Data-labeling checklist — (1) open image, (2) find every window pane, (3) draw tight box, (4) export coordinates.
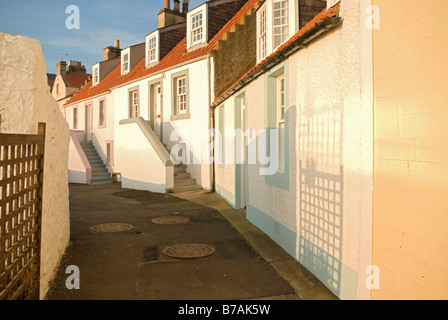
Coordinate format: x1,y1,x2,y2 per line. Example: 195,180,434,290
258,8,267,60
273,0,289,49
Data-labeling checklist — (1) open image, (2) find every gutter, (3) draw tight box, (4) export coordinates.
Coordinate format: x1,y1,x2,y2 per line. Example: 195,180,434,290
210,16,343,108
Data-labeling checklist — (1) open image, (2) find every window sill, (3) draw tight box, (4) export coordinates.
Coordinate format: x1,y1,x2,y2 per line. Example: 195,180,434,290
146,61,159,69
186,42,208,53
170,113,190,121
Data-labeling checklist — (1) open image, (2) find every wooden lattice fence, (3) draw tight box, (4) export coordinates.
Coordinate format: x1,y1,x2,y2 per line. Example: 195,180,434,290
0,121,45,300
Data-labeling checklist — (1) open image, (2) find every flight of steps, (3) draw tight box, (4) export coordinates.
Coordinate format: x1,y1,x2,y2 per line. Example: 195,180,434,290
163,143,202,193
80,141,112,184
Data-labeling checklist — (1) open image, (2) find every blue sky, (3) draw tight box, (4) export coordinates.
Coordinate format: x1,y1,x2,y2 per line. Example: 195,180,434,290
0,0,205,74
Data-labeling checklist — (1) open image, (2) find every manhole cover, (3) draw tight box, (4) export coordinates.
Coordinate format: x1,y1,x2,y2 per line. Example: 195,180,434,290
151,216,190,225
90,223,134,233
163,243,215,259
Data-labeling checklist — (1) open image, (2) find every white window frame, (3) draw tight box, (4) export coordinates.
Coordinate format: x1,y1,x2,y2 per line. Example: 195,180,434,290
277,75,285,124
191,12,203,45
92,65,99,86
176,77,187,115
187,4,208,50
272,0,289,50
122,49,130,75
146,31,159,66
171,70,190,121
73,106,78,129
98,99,106,128
257,3,267,62
277,74,286,173
256,0,298,63
129,88,139,118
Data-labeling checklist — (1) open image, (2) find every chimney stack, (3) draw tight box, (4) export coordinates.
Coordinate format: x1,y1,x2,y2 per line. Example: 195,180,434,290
158,0,186,28
104,40,121,61
182,0,188,13
174,0,180,12
67,60,87,73
57,61,67,76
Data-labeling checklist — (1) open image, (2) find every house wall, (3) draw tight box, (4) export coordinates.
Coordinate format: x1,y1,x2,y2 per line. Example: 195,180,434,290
372,0,448,299
113,57,212,190
242,0,373,300
215,99,237,207
0,33,70,299
212,7,257,100
64,93,114,182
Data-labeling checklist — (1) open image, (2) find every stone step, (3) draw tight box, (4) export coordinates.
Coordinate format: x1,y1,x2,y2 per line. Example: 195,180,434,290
174,172,191,179
90,178,113,185
174,178,197,187
92,173,112,180
89,159,105,165
169,184,203,193
80,141,113,185
174,165,187,174
91,167,109,174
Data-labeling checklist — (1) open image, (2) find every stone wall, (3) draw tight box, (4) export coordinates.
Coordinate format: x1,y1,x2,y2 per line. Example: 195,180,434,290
0,33,70,299
211,8,257,99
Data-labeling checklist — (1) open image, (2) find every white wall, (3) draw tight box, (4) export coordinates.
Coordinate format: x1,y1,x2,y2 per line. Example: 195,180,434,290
64,93,115,174
0,33,70,299
68,130,91,184
113,57,212,190
115,119,174,193
243,0,373,300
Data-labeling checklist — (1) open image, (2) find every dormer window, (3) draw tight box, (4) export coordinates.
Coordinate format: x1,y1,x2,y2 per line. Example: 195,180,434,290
145,31,159,66
256,0,298,63
122,51,130,74
92,65,99,86
187,4,208,50
273,0,289,49
191,12,203,44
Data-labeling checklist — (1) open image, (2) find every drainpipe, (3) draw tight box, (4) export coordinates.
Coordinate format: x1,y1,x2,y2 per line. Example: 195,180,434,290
207,54,216,192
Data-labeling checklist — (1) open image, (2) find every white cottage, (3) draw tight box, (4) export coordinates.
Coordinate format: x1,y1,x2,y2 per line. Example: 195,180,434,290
212,0,375,300
64,0,247,192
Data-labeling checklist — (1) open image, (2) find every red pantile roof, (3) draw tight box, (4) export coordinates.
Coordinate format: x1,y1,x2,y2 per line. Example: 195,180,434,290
213,2,341,106
65,72,91,88
65,0,261,106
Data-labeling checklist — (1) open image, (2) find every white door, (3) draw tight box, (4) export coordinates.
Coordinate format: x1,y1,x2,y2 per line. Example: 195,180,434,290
85,104,92,141
241,97,247,209
154,84,162,139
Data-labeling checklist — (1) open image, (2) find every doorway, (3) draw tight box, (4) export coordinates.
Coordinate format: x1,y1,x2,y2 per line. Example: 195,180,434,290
85,104,92,141
149,82,162,140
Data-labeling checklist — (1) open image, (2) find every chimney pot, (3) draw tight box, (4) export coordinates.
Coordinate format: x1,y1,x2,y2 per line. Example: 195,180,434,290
182,0,188,13
164,0,170,9
174,0,180,12
114,40,120,48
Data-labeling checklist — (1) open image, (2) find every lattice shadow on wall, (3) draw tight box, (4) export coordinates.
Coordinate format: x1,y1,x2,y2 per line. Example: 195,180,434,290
299,159,343,297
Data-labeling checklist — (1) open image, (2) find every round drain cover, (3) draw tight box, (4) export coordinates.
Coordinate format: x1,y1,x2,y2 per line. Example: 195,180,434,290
151,216,190,225
163,243,215,259
90,223,134,233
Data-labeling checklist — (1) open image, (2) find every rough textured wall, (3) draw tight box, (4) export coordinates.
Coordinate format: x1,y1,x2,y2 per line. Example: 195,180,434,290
208,0,247,42
0,33,70,299
160,23,186,59
372,0,448,299
212,9,257,99
298,0,328,29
